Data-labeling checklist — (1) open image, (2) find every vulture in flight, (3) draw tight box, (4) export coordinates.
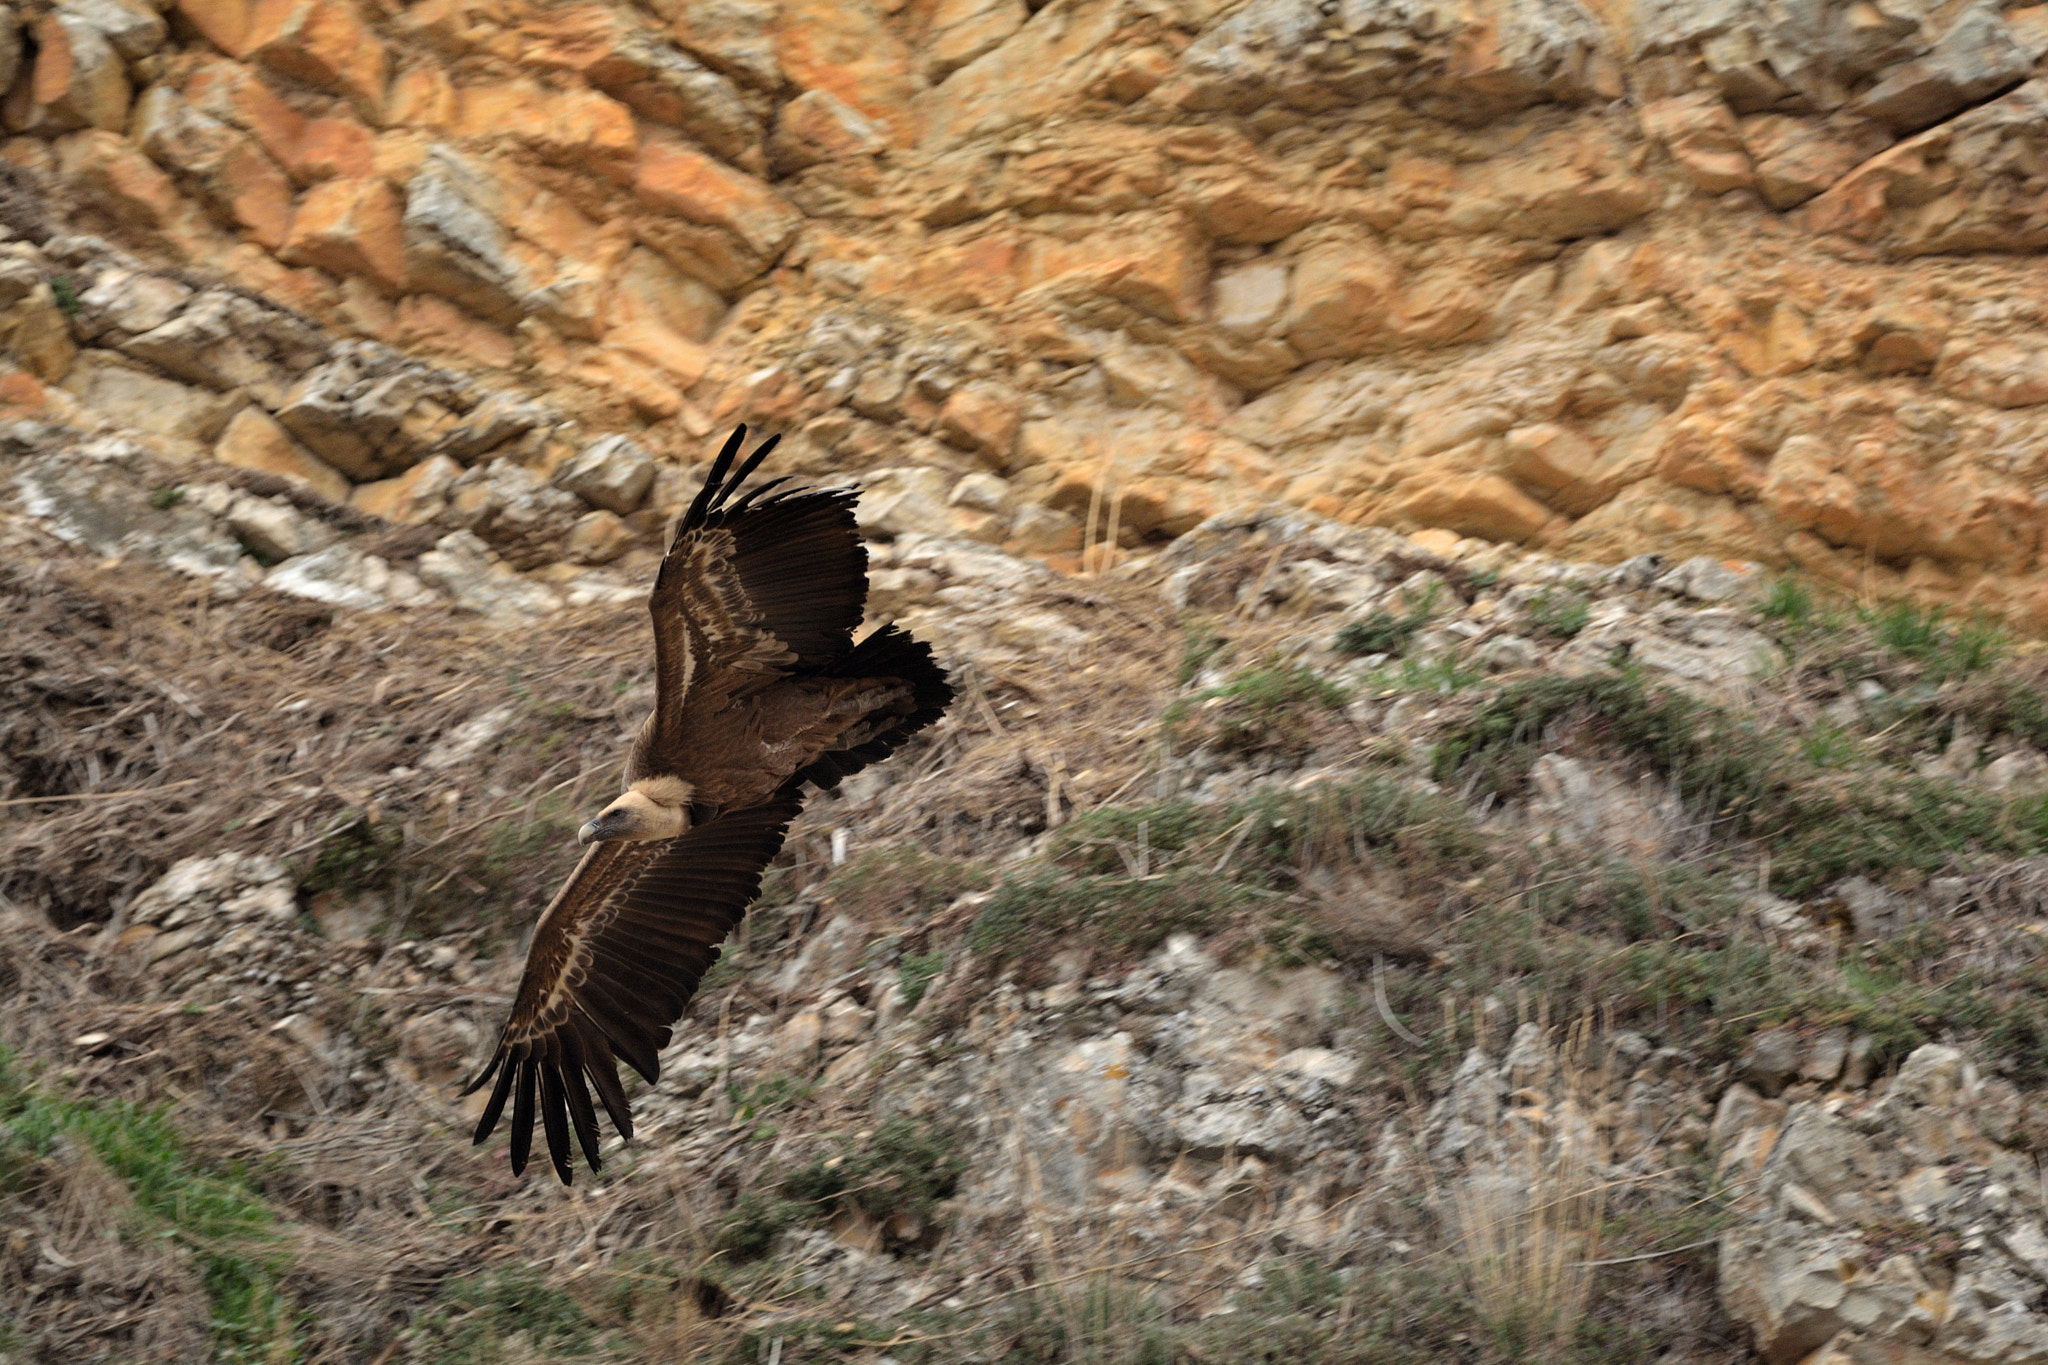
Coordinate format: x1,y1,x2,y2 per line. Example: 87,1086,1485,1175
464,425,953,1183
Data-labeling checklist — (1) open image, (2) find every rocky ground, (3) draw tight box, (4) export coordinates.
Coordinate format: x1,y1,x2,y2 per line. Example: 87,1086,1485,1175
15,382,2048,1361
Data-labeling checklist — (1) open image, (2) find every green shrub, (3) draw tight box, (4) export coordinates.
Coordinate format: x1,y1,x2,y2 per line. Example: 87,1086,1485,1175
1527,589,1591,640
1761,576,1813,628
1334,584,1440,658
1166,665,1350,754
897,951,944,1009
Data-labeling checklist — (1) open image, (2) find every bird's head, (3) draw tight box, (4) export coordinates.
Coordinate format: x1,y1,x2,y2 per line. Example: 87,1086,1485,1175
578,786,690,845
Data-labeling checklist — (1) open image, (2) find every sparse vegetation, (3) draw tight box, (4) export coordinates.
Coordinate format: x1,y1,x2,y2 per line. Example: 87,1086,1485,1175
1166,663,1351,754
49,274,80,318
1526,588,1592,640
1334,583,1440,658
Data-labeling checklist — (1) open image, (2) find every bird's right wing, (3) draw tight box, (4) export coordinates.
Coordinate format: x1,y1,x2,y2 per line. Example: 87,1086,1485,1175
464,788,805,1183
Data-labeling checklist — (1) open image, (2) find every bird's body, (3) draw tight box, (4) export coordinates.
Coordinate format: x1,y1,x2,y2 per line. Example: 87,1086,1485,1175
465,426,952,1183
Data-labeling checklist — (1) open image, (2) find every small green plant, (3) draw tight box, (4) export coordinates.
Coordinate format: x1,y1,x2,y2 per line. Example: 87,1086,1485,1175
1177,621,1229,686
1527,588,1591,640
1392,653,1486,694
897,950,944,1009
148,485,186,510
1761,576,1813,628
295,810,403,898
813,847,991,923
49,275,80,318
1801,722,1859,768
1166,664,1351,754
1866,601,2005,681
403,1266,617,1362
1335,583,1441,658
0,1049,299,1361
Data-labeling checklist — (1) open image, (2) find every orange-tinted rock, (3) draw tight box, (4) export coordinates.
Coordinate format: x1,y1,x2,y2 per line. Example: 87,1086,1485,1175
671,0,781,91
455,82,638,180
603,320,709,387
184,60,300,157
21,13,131,134
1743,114,1891,210
176,0,256,54
1503,423,1603,513
1762,432,2037,568
523,5,761,168
348,452,461,521
1285,233,1396,359
602,245,725,341
215,406,353,501
394,294,516,369
565,508,634,563
1935,340,2048,408
292,118,375,182
132,86,294,248
386,66,459,128
633,139,800,288
773,0,919,145
247,0,388,121
1853,305,1948,376
923,0,1024,81
1392,473,1558,544
1181,171,1316,246
55,129,182,231
577,349,683,419
1028,215,1206,323
279,175,407,292
1103,46,1175,103
0,370,50,416
1656,415,1765,499
1640,91,1753,194
938,384,1020,462
771,88,885,171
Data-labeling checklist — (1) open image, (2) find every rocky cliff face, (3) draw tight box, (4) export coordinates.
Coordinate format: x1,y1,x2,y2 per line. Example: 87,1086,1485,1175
6,0,2048,620
16,1,2048,1361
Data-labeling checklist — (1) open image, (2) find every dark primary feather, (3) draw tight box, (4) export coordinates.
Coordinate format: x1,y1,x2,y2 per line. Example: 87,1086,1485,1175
664,427,869,663
467,792,804,1182
792,625,954,791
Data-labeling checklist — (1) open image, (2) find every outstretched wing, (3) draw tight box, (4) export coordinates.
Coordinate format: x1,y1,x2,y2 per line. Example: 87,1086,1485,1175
645,426,868,749
464,789,805,1183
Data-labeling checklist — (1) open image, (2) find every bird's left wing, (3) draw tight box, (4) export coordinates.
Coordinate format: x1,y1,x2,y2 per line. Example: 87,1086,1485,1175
464,788,805,1182
643,426,868,746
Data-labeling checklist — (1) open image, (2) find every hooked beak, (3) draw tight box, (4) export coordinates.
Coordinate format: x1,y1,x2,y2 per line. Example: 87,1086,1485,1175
578,812,625,846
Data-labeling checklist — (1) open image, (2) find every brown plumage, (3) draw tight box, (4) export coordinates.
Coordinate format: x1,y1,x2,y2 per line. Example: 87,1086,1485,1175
464,426,953,1183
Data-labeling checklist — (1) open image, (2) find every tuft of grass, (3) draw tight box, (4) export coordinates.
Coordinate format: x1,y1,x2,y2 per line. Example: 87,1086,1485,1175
1527,588,1591,640
0,1049,300,1362
1866,601,2006,682
1166,664,1351,755
812,846,991,923
1176,621,1229,686
974,776,1485,967
295,810,404,900
1451,1120,1606,1361
49,275,81,318
1760,576,1813,629
896,950,944,1009
1334,583,1440,658
716,1116,965,1261
148,485,186,510
402,1265,619,1362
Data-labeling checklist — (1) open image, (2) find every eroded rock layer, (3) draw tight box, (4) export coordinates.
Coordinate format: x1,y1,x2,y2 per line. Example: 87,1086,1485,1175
4,0,2048,617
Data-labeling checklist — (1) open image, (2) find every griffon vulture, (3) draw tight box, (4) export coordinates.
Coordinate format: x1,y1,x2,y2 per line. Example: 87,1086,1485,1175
465,425,953,1182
